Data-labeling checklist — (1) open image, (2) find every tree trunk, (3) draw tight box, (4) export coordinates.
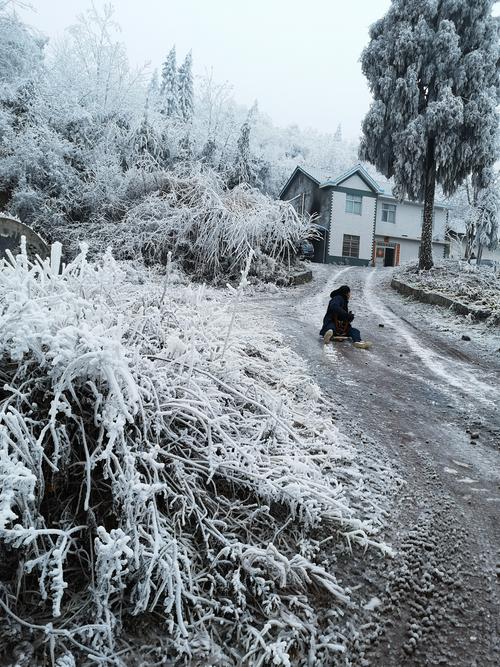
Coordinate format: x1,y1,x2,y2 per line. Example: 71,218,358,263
465,225,475,262
476,242,483,265
419,138,436,270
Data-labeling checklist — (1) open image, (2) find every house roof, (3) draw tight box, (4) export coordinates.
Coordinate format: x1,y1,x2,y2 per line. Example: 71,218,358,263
279,165,333,197
319,163,385,194
378,191,449,210
280,163,451,209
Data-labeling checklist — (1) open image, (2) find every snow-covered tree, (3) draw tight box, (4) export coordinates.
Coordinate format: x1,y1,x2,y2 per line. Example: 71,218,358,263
360,0,500,270
160,46,178,117
51,4,144,116
230,107,253,187
178,50,194,122
474,173,499,263
334,123,342,142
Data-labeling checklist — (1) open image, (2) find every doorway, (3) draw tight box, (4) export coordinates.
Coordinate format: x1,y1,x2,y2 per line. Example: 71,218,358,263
384,247,395,267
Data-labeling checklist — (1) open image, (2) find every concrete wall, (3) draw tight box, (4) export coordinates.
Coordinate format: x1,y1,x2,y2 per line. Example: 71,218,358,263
280,169,331,263
0,216,49,261
281,170,331,232
376,197,447,242
381,237,447,263
339,173,373,192
329,189,376,262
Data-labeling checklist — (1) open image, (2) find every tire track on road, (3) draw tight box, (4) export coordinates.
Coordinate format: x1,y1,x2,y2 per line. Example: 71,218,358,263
363,268,498,406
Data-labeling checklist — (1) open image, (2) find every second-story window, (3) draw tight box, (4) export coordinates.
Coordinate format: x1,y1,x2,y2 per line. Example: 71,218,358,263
381,202,396,223
345,193,362,215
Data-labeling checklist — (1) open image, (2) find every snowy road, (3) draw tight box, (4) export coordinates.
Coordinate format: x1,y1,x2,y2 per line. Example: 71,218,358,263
249,264,500,666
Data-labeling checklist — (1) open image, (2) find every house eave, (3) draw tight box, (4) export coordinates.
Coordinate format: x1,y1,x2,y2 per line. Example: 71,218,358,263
379,193,449,210
319,163,384,194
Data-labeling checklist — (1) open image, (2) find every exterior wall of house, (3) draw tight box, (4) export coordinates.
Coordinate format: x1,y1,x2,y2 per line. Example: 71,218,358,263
374,236,447,264
328,188,376,264
384,237,447,264
281,170,331,231
281,170,331,263
376,197,447,242
337,173,374,191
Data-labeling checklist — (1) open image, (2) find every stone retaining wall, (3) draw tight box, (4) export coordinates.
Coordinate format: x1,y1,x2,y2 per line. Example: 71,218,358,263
289,270,313,286
391,278,492,320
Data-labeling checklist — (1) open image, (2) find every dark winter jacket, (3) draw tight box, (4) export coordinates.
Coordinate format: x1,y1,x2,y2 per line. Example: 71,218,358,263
320,294,350,336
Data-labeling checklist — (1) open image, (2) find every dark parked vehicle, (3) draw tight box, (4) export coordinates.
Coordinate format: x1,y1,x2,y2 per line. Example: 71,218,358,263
298,240,314,260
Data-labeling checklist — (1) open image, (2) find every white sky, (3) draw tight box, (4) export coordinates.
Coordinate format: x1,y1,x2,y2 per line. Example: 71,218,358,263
19,0,392,139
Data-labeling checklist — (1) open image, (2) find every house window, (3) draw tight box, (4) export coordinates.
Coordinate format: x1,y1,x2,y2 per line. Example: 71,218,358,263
381,202,396,223
345,193,362,215
342,234,360,258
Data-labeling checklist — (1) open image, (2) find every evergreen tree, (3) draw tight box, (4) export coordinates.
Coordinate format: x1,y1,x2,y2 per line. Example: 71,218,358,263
178,50,194,123
160,46,178,117
132,105,160,163
200,137,217,167
231,115,252,187
147,69,160,108
359,0,500,269
334,123,342,142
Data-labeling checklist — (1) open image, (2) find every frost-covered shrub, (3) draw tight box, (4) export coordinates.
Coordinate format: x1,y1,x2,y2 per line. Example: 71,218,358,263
0,243,393,665
395,259,500,322
59,167,313,282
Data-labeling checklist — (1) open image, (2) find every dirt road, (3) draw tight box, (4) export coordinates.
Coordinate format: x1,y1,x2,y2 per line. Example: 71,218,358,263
251,265,500,666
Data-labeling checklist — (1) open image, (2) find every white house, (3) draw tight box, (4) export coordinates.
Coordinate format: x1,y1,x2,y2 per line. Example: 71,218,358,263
280,164,450,266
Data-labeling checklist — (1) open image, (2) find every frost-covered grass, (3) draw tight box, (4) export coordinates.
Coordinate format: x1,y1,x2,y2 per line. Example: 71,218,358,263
54,167,312,284
0,244,393,666
396,260,500,323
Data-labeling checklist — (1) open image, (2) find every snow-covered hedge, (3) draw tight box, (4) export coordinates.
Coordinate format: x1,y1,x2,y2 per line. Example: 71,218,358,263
52,167,312,283
0,243,392,665
395,260,500,324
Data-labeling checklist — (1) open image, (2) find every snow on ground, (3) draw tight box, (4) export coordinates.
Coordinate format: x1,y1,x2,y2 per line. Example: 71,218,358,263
392,264,500,365
0,246,396,666
395,260,500,322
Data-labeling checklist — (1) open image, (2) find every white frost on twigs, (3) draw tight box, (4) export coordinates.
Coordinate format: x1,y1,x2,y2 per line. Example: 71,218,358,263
0,245,393,664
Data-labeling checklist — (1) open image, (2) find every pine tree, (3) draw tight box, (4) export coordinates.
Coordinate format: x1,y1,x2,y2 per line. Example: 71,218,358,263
231,116,252,187
200,137,217,167
334,123,342,142
132,104,161,164
147,69,160,108
178,51,194,123
359,0,500,269
160,46,178,117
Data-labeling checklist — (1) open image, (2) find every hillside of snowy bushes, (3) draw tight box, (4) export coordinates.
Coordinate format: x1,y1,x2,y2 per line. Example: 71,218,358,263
0,244,395,665
0,5,357,280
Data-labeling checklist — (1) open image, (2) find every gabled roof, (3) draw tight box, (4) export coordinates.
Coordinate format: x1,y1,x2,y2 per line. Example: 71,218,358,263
319,163,384,194
279,163,450,208
279,165,333,198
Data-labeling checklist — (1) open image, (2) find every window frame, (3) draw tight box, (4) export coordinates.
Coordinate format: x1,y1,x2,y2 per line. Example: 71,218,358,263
342,234,360,258
381,202,397,224
345,193,363,215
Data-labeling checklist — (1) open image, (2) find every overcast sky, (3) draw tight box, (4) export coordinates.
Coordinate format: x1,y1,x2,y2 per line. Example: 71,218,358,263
19,0,393,139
